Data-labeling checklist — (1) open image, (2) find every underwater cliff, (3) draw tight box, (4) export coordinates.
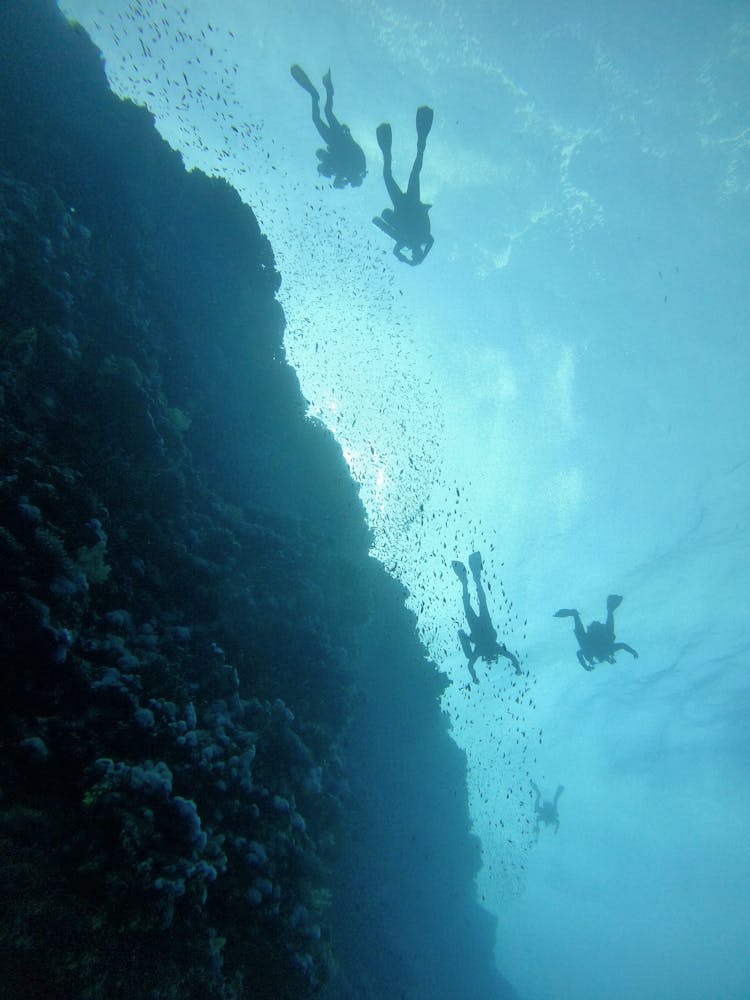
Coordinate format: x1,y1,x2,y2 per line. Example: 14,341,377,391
0,2,515,997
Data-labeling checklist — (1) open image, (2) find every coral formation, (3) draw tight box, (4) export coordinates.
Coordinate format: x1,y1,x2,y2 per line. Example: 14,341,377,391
0,2,515,998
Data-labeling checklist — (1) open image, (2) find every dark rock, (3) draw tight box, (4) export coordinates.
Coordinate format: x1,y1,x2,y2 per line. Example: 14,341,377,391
0,3,515,999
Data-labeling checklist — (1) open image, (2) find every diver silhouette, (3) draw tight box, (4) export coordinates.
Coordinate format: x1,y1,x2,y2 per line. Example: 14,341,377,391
290,64,366,188
452,551,521,683
530,781,564,838
373,105,434,266
554,594,638,670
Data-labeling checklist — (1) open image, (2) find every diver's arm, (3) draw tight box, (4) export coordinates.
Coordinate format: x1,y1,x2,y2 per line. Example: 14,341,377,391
402,236,434,267
500,644,522,675
394,243,421,265
612,642,638,659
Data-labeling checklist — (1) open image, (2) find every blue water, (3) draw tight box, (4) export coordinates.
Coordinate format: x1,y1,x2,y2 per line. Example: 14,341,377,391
59,1,750,997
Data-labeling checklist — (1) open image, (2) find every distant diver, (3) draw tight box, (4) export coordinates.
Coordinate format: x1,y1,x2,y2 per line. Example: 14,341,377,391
554,594,638,671
373,105,434,266
290,64,366,188
451,551,521,683
530,781,564,838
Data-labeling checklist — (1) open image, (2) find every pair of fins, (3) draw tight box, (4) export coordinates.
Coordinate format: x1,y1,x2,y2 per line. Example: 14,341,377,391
291,65,434,151
451,551,483,582
554,595,622,618
291,63,326,98
376,106,433,155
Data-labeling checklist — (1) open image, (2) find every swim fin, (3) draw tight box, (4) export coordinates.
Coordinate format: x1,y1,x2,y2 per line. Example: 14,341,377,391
416,105,434,143
376,122,392,156
553,608,576,617
607,594,623,611
451,560,467,582
372,215,397,240
290,64,319,99
468,551,483,577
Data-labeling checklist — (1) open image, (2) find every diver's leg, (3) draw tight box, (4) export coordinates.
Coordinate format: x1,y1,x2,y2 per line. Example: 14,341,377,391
462,588,480,634
453,561,479,631
322,69,341,130
376,123,403,206
311,103,330,143
291,64,329,138
406,106,433,200
406,146,425,201
305,74,330,142
577,649,594,670
605,594,622,641
571,611,586,647
556,608,586,647
470,553,489,618
474,578,490,622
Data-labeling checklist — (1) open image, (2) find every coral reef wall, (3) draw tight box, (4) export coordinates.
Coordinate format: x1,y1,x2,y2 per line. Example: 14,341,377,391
0,2,515,998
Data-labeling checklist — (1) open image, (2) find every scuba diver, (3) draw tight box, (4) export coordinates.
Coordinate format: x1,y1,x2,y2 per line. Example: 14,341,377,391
372,105,434,266
554,594,639,671
290,64,367,188
530,781,564,838
451,551,521,683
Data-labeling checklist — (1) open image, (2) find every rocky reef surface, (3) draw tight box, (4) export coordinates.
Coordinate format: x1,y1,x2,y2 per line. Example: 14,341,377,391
0,3,514,998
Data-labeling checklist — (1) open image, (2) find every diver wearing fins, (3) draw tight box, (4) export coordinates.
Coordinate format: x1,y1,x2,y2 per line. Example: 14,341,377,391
452,551,521,683
530,781,564,838
554,594,638,670
290,64,366,188
373,105,435,266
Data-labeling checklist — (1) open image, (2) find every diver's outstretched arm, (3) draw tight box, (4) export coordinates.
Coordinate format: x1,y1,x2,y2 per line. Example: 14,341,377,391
419,235,434,262
553,785,564,806
467,652,480,685
396,239,432,267
394,244,414,264
500,644,522,675
612,642,638,659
